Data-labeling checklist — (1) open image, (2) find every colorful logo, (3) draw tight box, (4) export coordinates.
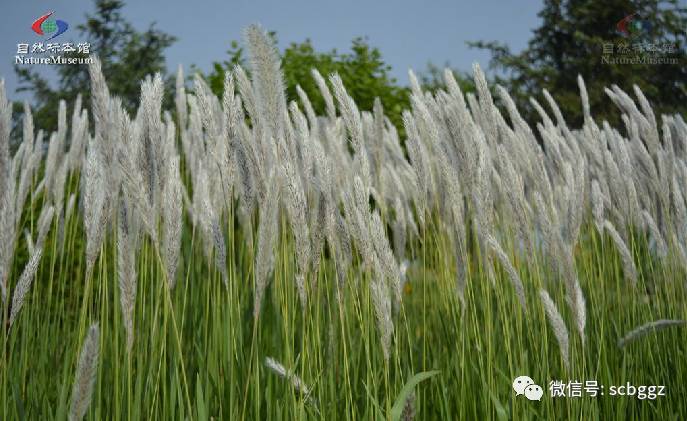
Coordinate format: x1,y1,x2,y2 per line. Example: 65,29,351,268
616,13,652,39
31,12,69,41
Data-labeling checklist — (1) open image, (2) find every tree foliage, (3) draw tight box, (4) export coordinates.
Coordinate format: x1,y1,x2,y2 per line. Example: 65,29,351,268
471,0,687,127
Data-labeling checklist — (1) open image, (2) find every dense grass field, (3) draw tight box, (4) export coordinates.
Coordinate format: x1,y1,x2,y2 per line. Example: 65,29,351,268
1,25,686,420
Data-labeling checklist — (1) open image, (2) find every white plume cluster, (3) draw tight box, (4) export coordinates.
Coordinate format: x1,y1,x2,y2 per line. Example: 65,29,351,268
1,23,686,364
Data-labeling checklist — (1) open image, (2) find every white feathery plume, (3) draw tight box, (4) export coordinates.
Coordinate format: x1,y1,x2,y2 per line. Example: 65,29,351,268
591,179,604,234
35,205,55,250
393,197,407,261
175,64,188,129
539,289,570,370
0,79,10,202
567,273,586,346
309,193,327,283
69,323,100,421
0,79,10,301
67,100,89,172
8,203,53,328
296,84,318,132
8,246,44,329
254,171,281,319
233,65,257,125
311,69,336,122
578,75,591,123
139,73,165,214
245,24,287,141
83,140,107,278
486,235,527,311
211,220,229,288
603,220,638,285
618,319,685,349
66,194,77,221
370,268,394,362
117,200,139,353
24,229,35,257
330,73,370,187
277,139,311,306
15,106,42,226
472,63,498,144
162,154,183,288
641,210,668,258
370,211,401,307
264,357,313,402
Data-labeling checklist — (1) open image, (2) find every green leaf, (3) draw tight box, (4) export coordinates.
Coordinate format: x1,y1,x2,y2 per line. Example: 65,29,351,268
362,381,385,419
486,387,508,421
196,375,208,421
12,382,26,421
390,370,440,421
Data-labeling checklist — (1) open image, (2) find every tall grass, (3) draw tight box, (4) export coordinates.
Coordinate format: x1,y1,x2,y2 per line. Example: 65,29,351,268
0,24,686,419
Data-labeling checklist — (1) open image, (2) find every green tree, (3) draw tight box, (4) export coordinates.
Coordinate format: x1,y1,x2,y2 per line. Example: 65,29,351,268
471,0,687,127
15,0,176,131
206,36,410,131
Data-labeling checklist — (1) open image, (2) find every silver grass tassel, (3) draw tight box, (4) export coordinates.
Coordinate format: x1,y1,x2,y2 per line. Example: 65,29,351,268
117,201,138,353
618,319,685,349
0,79,10,202
8,246,44,329
591,180,605,234
162,155,183,288
603,220,638,285
311,69,336,122
539,289,570,370
254,172,281,319
277,140,311,306
330,74,370,186
486,235,527,311
370,211,401,307
69,323,100,421
83,141,107,278
245,24,287,140
567,272,586,346
370,265,394,362
264,357,314,402
641,210,668,258
8,203,53,327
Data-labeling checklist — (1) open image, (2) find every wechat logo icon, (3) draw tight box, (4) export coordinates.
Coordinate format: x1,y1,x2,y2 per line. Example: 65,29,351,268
513,376,543,401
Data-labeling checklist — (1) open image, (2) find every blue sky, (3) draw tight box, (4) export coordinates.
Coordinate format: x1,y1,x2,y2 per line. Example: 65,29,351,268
1,0,542,99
